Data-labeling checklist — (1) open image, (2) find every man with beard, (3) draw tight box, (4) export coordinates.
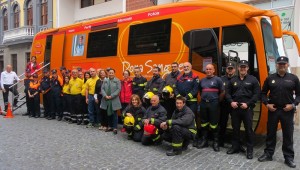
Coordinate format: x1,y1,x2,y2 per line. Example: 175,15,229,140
163,62,181,119
145,67,165,99
175,62,199,147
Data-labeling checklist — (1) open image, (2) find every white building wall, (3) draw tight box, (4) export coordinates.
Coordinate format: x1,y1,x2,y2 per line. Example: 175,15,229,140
73,0,123,22
57,0,75,27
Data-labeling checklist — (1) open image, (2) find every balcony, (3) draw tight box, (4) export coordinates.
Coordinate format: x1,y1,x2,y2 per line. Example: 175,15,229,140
2,26,35,45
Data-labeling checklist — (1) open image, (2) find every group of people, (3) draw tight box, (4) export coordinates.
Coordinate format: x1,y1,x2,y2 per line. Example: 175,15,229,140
1,56,299,168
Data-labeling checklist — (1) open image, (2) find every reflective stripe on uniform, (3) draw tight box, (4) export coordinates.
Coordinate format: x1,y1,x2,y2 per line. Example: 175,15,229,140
135,124,141,130
188,98,197,102
176,94,181,97
172,142,183,147
210,123,218,129
138,118,141,121
167,120,172,126
150,118,155,124
138,84,145,87
201,122,209,127
153,88,158,91
152,134,160,141
189,129,197,134
188,93,193,99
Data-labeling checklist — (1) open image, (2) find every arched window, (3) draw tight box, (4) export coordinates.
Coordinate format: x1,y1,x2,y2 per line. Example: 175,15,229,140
26,0,33,26
41,0,48,25
3,9,8,31
13,5,20,28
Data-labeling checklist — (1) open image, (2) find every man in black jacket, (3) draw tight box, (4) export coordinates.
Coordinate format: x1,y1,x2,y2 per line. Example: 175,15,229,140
226,60,260,159
161,96,197,156
258,57,300,168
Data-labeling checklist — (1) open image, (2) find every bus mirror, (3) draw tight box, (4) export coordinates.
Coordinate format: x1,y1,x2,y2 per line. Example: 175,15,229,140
270,15,282,38
283,30,300,56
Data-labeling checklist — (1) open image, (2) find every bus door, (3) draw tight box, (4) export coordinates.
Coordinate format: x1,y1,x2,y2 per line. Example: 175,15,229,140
50,32,65,70
183,29,220,77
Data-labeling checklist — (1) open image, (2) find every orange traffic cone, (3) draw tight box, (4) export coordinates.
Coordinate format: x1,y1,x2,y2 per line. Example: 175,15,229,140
4,103,14,118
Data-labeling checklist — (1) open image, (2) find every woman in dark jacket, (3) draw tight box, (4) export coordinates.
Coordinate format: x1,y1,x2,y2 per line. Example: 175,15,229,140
95,69,108,131
122,94,146,142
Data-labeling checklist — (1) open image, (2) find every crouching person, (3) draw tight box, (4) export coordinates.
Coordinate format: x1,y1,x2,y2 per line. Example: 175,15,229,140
123,94,146,141
141,95,167,145
161,96,197,156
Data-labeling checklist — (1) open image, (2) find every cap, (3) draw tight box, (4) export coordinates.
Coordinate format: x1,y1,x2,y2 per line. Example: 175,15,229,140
51,69,57,74
65,70,70,74
239,60,248,67
60,66,66,71
226,62,235,68
276,56,289,64
25,68,31,73
77,67,82,71
32,73,38,78
43,69,49,73
106,67,111,71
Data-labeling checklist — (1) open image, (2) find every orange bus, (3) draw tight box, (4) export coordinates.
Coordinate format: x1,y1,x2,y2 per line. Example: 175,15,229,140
31,0,300,134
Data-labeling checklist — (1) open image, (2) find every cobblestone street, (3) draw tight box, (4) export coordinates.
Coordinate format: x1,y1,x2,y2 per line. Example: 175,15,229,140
1,101,299,170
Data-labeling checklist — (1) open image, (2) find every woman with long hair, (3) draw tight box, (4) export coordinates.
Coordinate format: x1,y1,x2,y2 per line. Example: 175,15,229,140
122,94,146,141
26,56,40,74
62,76,71,122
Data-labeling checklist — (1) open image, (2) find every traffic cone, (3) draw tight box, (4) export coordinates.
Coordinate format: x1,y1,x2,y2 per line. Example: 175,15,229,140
4,103,14,118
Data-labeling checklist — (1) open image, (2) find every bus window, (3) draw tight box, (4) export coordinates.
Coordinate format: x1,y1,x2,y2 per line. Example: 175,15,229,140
87,28,119,58
44,35,53,70
261,18,280,74
222,25,258,80
128,19,171,55
183,29,219,75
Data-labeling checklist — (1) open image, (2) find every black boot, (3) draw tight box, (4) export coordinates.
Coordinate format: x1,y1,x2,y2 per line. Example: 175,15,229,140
197,128,208,149
212,132,220,152
166,148,182,156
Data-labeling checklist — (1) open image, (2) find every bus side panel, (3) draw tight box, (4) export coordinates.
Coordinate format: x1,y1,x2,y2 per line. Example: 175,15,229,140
31,35,47,67
51,32,65,70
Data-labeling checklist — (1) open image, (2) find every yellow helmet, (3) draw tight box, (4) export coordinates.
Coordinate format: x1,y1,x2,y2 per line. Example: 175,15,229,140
143,92,154,100
124,116,135,127
163,85,173,94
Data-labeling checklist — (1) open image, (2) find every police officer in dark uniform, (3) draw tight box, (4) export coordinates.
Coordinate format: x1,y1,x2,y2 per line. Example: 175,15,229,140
40,69,51,118
258,57,300,168
226,60,260,159
132,67,147,100
219,62,236,146
175,62,199,146
163,62,180,119
145,67,165,98
198,64,224,152
161,96,197,156
49,69,63,120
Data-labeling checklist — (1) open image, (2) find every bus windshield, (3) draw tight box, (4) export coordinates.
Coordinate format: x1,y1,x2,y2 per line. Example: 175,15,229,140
261,18,283,74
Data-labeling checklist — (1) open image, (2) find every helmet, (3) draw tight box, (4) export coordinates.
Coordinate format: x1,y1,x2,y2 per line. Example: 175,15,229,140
124,116,135,127
162,85,173,99
144,124,157,136
143,92,154,100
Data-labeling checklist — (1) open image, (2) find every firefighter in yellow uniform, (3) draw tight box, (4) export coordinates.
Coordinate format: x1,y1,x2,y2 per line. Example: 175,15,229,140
69,69,84,124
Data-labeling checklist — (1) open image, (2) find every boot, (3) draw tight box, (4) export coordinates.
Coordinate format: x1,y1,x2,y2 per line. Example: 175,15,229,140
212,132,220,152
166,148,182,156
197,128,208,149
182,140,190,151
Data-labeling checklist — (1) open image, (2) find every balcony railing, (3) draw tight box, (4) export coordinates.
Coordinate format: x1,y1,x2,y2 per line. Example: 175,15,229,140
2,26,35,44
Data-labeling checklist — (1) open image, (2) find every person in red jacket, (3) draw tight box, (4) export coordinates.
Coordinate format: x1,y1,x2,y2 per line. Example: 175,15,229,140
26,56,40,74
120,70,133,124
120,70,133,109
